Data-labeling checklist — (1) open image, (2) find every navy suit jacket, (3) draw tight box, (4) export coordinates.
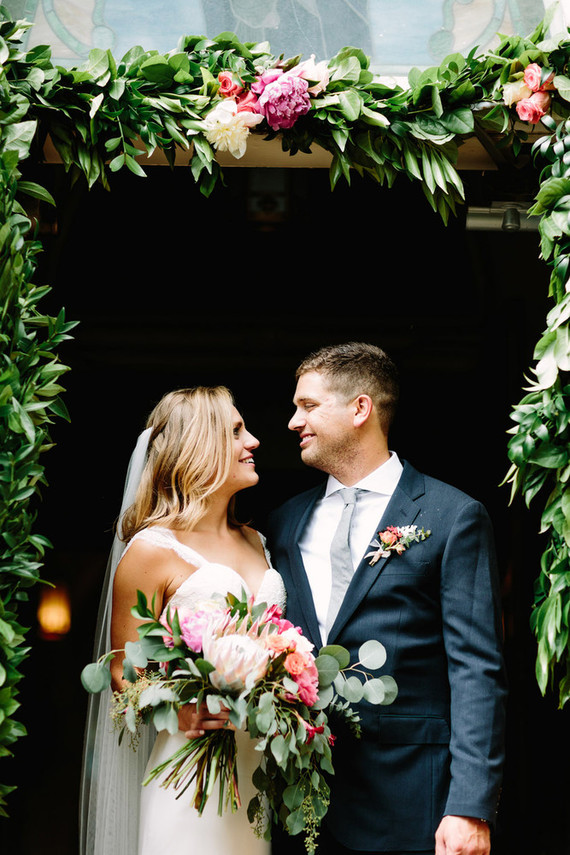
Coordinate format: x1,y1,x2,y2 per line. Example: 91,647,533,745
266,461,507,852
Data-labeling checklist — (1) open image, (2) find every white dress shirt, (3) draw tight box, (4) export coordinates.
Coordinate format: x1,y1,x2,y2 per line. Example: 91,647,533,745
298,452,403,645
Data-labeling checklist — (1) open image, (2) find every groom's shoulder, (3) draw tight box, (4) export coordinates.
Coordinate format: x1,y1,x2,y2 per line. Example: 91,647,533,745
404,460,487,511
268,482,324,522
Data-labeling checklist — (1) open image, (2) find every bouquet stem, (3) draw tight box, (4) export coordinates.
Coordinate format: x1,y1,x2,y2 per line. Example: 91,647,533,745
143,729,240,816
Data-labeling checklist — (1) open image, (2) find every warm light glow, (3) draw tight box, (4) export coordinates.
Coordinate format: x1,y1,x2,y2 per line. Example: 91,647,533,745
37,583,71,639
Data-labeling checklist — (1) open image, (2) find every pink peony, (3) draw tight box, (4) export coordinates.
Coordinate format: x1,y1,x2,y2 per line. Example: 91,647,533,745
523,63,555,93
160,602,226,653
516,91,552,124
252,69,284,94
179,608,215,653
252,69,311,130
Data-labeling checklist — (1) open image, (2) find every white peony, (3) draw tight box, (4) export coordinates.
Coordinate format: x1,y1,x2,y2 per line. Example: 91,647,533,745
203,99,263,159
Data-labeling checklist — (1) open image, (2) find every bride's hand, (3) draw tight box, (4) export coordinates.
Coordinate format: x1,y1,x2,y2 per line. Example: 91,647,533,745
179,700,235,739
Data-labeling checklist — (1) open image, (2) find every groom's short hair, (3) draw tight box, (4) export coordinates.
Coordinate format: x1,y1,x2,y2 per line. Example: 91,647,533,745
295,342,399,433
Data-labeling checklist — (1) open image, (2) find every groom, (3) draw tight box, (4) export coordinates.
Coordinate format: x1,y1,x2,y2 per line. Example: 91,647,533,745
266,342,507,855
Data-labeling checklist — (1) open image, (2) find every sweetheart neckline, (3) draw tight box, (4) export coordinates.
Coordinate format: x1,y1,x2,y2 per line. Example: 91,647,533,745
170,563,281,604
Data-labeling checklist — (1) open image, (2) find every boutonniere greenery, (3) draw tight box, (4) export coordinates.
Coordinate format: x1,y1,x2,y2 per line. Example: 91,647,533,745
365,525,431,566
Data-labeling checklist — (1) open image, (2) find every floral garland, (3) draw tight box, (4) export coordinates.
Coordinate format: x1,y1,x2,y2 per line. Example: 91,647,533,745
203,55,330,158
503,61,558,123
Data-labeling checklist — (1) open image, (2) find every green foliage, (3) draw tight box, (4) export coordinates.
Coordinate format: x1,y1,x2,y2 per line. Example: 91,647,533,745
504,114,570,708
0,14,77,815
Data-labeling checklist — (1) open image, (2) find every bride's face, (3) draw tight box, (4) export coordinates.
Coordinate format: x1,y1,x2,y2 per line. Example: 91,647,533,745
225,407,260,493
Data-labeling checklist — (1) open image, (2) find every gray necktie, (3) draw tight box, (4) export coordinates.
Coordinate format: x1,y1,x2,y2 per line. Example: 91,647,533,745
326,487,359,634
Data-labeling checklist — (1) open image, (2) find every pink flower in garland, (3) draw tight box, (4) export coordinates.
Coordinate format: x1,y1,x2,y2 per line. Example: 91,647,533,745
252,69,311,130
516,91,552,124
523,62,555,93
235,90,261,114
218,70,244,98
504,63,557,125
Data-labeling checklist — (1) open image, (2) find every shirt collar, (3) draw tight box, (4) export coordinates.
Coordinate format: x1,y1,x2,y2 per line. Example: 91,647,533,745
325,451,403,498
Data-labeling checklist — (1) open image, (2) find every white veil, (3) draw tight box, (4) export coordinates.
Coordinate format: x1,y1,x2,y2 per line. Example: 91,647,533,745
79,427,155,855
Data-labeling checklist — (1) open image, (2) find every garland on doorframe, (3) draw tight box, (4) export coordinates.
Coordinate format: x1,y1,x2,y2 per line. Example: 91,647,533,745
1,4,570,812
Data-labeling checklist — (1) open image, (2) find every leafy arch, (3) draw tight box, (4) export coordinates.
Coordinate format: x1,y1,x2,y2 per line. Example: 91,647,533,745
1,8,570,812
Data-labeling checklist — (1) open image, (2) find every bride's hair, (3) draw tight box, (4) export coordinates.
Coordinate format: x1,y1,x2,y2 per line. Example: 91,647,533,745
120,386,238,540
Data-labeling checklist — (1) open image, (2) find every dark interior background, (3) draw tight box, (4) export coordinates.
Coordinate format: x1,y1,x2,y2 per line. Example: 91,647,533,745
0,156,568,854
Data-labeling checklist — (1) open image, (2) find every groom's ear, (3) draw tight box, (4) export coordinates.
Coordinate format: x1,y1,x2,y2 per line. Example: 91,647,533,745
352,394,374,427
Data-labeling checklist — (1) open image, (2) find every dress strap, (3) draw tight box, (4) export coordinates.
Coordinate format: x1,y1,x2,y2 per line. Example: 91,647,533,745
124,527,207,568
124,527,271,570
255,530,273,568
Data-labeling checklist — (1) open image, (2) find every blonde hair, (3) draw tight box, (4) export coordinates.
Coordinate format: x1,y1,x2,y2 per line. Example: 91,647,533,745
121,386,238,541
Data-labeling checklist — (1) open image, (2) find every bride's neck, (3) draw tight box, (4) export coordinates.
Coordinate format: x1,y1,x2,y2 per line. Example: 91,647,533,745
191,495,234,536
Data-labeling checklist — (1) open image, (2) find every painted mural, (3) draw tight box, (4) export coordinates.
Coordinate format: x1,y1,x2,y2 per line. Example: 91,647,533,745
2,1,562,73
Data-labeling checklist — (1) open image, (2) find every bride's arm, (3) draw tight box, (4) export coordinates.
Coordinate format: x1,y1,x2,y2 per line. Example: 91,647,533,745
110,541,171,691
111,542,231,737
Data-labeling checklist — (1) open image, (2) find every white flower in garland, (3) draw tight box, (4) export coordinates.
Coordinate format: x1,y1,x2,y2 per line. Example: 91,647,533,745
203,99,263,159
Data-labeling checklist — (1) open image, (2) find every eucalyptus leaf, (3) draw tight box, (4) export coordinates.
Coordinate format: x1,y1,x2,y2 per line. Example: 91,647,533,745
124,640,148,668
358,639,387,670
139,685,178,708
153,704,179,734
312,684,334,710
283,781,306,810
315,653,340,687
206,694,228,714
286,806,305,836
319,644,351,669
80,661,112,694
339,675,364,703
122,658,138,683
270,733,288,767
378,675,399,704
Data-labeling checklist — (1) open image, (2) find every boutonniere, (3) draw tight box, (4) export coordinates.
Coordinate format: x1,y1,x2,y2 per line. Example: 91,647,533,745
365,525,431,566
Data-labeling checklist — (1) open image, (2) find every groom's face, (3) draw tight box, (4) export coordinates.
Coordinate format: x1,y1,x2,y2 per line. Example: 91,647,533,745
288,371,357,475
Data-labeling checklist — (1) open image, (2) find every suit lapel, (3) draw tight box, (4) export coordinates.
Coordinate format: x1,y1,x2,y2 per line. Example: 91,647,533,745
327,462,426,644
287,485,324,648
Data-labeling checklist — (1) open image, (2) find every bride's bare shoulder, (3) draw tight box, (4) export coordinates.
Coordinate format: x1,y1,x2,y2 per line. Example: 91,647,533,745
114,531,179,589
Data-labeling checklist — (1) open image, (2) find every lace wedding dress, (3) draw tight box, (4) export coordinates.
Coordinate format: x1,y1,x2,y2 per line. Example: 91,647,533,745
123,526,287,855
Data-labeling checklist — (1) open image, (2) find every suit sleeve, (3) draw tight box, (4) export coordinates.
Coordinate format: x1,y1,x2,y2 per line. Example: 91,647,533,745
440,499,507,823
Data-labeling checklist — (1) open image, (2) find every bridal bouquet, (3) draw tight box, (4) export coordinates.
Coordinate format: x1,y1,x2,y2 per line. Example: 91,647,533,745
82,591,397,852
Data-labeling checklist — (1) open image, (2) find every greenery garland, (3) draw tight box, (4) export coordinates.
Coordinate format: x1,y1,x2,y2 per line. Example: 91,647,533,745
0,4,570,811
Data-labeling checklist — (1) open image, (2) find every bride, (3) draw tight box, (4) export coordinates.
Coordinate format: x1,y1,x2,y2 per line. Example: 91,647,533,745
79,386,286,855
